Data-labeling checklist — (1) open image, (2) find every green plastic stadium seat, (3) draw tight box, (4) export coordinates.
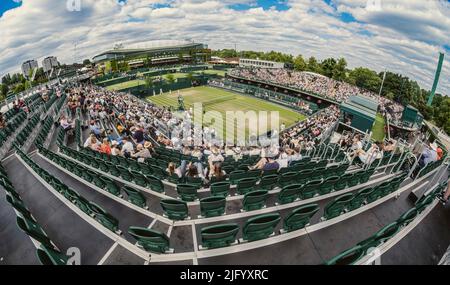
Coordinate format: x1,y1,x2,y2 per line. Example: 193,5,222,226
128,227,170,253
186,176,203,188
36,245,69,265
106,162,120,177
229,170,246,184
366,186,382,203
278,172,297,188
326,165,340,176
147,175,165,193
200,196,226,217
324,245,365,265
258,174,278,190
262,168,278,177
358,222,400,252
177,184,198,201
74,196,94,215
160,199,188,220
236,177,258,195
210,181,230,198
282,203,320,232
347,172,360,187
376,181,392,197
314,167,327,180
6,194,33,220
297,169,314,185
118,166,133,182
396,208,418,226
319,176,340,195
347,187,373,211
122,186,147,208
322,193,354,220
200,223,239,249
131,170,147,187
415,194,435,214
89,202,120,233
242,213,281,242
100,177,121,196
63,188,81,203
277,184,301,204
300,179,321,199
16,216,52,248
242,190,268,211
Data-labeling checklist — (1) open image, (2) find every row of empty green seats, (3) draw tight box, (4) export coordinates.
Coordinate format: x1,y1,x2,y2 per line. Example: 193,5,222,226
41,146,374,223
34,115,55,146
0,110,27,148
16,147,121,235
133,172,411,253
40,147,154,209
14,113,41,147
325,181,447,265
58,144,381,206
322,173,408,220
0,162,68,265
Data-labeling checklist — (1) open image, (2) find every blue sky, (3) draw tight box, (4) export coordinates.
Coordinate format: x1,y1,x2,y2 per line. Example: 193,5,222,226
0,0,448,95
0,0,22,17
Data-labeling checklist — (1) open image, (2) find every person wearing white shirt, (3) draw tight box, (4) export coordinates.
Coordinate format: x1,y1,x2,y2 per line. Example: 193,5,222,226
121,137,134,156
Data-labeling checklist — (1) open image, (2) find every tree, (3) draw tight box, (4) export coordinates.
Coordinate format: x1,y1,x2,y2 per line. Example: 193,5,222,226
346,67,381,93
14,83,25,93
293,55,307,71
0,84,8,100
83,59,91,65
166,74,176,85
320,58,337,78
110,60,118,72
306,57,321,73
332,58,347,81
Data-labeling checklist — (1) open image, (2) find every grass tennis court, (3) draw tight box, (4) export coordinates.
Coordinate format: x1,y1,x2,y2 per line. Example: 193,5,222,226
147,86,306,140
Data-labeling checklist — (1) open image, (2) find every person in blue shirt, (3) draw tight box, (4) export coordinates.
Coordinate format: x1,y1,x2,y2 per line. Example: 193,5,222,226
89,120,102,139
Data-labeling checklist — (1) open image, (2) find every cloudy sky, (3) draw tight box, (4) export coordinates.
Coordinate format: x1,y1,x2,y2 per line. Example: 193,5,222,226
0,0,448,95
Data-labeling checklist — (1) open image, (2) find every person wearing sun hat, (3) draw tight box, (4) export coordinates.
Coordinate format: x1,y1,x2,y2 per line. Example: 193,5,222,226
418,140,438,169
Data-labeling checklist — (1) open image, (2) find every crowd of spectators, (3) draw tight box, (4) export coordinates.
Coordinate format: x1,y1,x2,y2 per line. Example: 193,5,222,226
60,83,341,185
229,67,405,120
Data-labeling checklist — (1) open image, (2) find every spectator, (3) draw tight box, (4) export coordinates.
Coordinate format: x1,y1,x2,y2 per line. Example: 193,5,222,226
100,138,111,155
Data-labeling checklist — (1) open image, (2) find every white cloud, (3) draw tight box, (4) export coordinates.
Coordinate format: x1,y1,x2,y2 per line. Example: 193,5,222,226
0,0,448,95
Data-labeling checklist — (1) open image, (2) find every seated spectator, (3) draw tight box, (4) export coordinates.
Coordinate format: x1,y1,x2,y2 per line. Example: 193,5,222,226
131,143,151,162
132,125,145,145
89,120,102,139
100,138,111,155
88,135,100,151
418,141,438,168
121,137,134,158
208,147,224,170
167,162,182,178
0,113,7,129
111,141,122,156
208,162,226,182
60,115,73,132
